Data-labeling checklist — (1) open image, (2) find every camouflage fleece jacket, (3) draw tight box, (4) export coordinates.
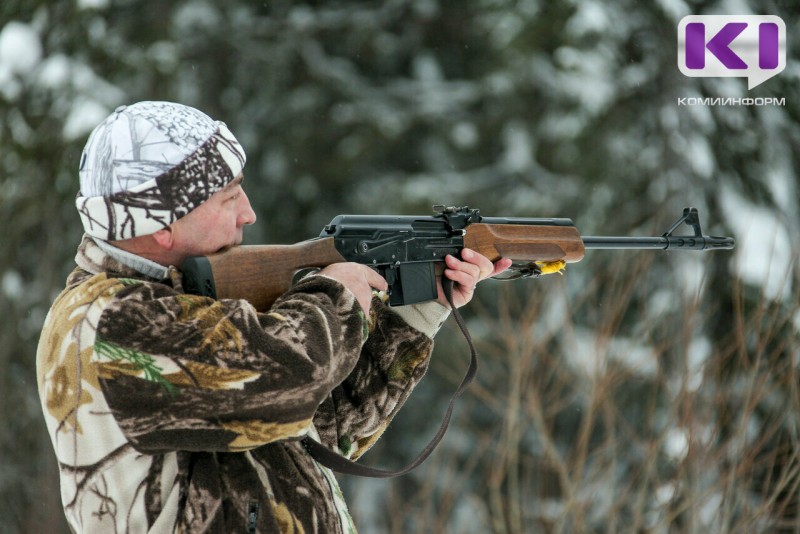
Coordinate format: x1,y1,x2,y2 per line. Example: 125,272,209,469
37,236,447,533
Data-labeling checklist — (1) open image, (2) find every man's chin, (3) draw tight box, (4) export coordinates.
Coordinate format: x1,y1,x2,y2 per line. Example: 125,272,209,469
215,238,243,254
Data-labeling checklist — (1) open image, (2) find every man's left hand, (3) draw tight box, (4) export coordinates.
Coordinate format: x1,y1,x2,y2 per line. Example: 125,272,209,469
437,248,513,309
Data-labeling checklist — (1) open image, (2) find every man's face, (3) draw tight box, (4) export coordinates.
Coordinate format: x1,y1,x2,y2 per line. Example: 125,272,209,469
170,174,257,257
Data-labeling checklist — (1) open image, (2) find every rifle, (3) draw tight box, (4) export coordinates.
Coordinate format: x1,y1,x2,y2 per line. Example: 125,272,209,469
182,206,735,310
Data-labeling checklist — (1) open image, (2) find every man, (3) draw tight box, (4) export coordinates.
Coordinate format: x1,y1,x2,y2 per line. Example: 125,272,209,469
37,101,510,533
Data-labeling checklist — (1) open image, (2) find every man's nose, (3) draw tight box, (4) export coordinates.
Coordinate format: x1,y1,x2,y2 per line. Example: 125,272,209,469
238,190,257,226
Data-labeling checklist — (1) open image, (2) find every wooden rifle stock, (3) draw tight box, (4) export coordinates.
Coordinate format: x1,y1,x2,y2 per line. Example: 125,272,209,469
183,238,345,312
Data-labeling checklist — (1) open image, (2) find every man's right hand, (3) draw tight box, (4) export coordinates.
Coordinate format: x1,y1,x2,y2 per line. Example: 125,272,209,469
317,263,388,315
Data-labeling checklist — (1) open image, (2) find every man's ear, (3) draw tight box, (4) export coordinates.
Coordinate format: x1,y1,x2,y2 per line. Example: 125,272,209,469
151,227,175,250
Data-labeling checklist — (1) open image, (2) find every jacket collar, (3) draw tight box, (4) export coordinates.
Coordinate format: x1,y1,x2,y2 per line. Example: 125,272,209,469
75,234,169,281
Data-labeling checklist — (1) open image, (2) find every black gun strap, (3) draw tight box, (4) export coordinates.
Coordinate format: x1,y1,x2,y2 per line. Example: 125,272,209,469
301,278,476,478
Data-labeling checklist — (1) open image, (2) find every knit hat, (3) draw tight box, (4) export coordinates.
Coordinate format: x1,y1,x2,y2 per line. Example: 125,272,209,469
76,101,246,241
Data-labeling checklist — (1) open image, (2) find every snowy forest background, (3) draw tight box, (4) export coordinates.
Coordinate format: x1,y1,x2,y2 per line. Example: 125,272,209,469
1,0,799,532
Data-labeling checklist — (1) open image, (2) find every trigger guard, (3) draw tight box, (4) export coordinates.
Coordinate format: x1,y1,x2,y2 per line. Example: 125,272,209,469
492,262,542,280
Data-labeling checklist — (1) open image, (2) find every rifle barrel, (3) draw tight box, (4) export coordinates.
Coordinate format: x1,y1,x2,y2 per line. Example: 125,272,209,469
582,235,735,251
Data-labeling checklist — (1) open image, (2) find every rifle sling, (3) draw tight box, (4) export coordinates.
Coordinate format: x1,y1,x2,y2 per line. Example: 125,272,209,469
301,278,476,478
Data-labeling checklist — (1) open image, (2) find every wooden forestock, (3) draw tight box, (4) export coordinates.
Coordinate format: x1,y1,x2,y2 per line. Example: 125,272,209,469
463,223,586,264
202,237,346,312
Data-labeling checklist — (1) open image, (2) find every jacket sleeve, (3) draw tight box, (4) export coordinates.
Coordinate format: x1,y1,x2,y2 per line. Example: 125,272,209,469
92,275,367,454
310,298,441,460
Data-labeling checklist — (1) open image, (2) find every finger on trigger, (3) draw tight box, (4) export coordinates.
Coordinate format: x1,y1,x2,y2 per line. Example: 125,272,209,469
364,265,388,291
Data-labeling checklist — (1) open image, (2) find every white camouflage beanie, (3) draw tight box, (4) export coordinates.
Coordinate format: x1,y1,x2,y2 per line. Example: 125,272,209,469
76,101,246,241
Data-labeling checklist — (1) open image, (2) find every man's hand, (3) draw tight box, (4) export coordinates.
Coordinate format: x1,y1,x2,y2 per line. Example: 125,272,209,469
318,263,388,315
437,248,513,309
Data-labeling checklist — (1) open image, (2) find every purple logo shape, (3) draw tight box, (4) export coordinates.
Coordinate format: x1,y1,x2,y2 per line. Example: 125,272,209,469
759,23,780,69
686,22,748,69
678,15,786,89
